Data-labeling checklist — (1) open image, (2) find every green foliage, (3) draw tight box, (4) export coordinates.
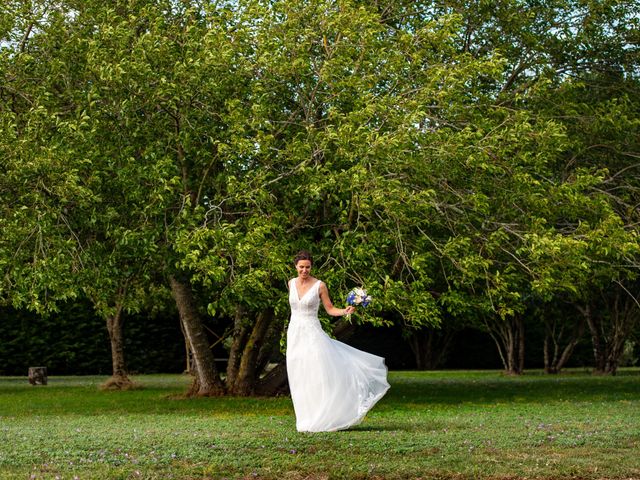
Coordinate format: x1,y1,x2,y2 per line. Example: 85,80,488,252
0,305,110,375
0,0,638,378
0,304,185,375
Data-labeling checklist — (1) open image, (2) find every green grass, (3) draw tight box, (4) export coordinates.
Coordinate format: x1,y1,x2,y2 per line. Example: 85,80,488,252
1,370,639,479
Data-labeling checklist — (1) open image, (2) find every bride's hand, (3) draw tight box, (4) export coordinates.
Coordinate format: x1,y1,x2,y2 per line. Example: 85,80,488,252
344,306,356,316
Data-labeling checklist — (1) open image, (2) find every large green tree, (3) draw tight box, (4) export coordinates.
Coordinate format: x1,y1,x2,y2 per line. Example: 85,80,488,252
1,0,638,390
365,0,640,374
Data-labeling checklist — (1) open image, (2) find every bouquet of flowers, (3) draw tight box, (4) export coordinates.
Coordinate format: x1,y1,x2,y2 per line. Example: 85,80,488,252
346,287,372,308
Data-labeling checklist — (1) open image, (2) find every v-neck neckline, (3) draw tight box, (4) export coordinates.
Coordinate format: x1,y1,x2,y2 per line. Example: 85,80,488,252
294,279,319,301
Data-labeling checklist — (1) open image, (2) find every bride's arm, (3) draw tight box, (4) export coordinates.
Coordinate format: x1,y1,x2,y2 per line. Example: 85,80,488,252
319,282,356,317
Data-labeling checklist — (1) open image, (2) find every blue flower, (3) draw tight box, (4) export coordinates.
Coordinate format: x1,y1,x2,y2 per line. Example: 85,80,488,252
346,288,372,308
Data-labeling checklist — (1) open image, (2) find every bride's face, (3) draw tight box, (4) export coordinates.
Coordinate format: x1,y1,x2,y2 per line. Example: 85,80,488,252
295,259,312,279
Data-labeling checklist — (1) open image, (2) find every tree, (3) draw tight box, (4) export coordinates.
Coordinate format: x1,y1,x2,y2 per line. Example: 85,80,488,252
379,0,640,374
2,0,638,389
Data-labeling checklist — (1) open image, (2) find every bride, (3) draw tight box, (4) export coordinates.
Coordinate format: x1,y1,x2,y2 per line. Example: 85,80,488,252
286,250,390,432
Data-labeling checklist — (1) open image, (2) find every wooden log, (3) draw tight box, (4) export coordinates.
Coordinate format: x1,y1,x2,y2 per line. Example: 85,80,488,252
28,367,48,385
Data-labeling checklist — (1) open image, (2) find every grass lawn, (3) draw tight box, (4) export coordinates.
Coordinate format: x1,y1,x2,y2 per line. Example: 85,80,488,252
0,370,639,479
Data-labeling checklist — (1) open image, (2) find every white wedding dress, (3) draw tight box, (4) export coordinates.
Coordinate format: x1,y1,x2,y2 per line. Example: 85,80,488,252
286,279,390,432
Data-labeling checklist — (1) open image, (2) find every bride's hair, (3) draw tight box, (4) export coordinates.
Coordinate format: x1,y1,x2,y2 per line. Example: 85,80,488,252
294,250,313,265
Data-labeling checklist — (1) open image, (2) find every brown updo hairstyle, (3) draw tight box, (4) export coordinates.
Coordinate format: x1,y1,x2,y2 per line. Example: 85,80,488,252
293,250,313,266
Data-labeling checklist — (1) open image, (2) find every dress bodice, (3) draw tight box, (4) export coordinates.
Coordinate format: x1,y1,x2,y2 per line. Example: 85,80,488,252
289,279,321,318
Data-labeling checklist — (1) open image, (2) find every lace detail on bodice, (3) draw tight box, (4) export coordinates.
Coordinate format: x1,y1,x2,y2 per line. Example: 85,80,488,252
289,279,321,317
288,279,324,340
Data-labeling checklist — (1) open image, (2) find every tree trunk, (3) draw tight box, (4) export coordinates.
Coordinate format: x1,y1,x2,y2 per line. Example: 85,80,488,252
230,309,275,396
580,303,607,374
180,316,193,374
169,276,225,396
485,316,524,375
504,325,518,375
407,328,454,370
256,362,289,396
604,289,638,375
578,287,639,376
543,327,553,374
409,330,433,370
255,312,283,377
101,294,134,390
226,307,250,388
517,317,525,374
543,314,584,374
